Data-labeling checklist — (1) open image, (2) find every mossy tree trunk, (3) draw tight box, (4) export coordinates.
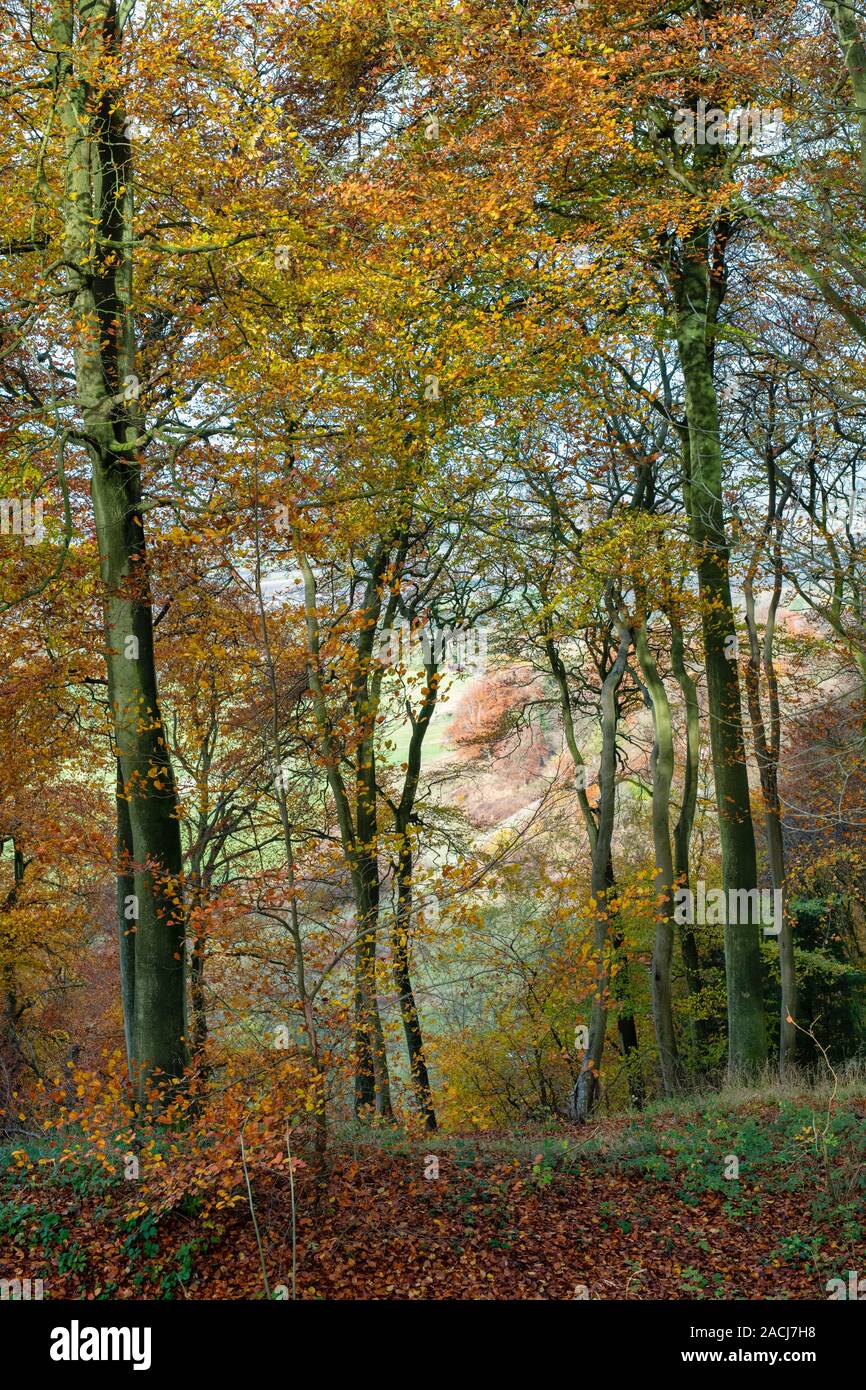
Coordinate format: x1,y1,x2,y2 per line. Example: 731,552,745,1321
666,220,767,1077
52,0,186,1100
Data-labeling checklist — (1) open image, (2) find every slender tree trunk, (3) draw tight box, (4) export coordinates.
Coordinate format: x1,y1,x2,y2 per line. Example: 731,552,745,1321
610,903,645,1109
0,842,26,1109
546,628,643,1114
295,542,392,1119
252,523,328,1160
669,620,707,1056
767,804,795,1067
635,622,680,1094
743,505,797,1075
352,566,393,1119
354,864,391,1117
187,867,208,1076
571,614,631,1121
388,648,439,1129
393,835,436,1129
115,762,136,1072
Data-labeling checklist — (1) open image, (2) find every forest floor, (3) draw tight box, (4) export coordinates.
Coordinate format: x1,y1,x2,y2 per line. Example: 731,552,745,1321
2,1089,864,1300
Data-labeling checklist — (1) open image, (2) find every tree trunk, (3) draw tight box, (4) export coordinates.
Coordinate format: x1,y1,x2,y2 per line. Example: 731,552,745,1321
571,613,631,1121
635,622,680,1094
53,0,187,1101
824,1,866,195
668,223,767,1077
388,645,439,1130
669,620,708,1056
610,912,645,1109
0,842,27,1110
187,864,208,1076
295,542,392,1119
393,836,436,1130
352,566,393,1119
115,761,136,1072
743,506,797,1075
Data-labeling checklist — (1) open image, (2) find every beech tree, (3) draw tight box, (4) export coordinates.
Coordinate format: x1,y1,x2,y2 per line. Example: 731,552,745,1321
46,0,187,1098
